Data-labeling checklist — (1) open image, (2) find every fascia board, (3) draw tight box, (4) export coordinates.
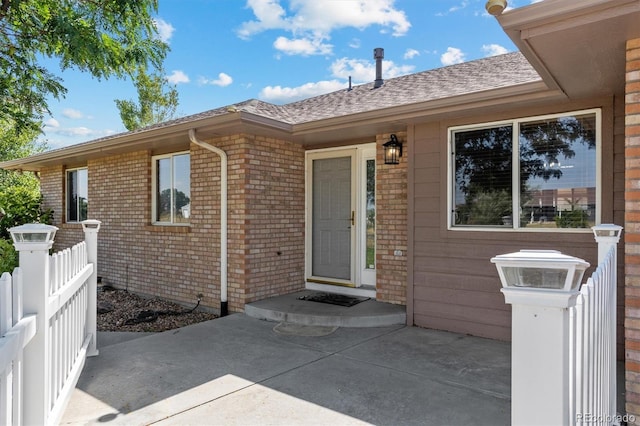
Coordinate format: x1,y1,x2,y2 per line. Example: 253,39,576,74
498,0,638,33
496,0,640,97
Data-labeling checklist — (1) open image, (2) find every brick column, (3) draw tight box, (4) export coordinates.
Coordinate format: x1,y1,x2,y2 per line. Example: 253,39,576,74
625,37,640,422
376,132,408,305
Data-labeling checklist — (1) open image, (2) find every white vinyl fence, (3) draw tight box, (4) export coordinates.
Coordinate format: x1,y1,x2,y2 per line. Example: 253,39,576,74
571,242,619,425
0,221,100,426
496,224,623,425
0,268,35,426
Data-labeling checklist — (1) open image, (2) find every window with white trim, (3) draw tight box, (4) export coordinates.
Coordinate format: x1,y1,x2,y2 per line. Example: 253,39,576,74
450,109,599,230
152,152,190,224
66,168,88,222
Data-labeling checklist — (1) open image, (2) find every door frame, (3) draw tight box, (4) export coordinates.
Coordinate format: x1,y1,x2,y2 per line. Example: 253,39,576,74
304,143,377,298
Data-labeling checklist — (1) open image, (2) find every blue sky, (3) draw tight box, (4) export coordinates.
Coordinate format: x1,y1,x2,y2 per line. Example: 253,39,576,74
39,0,540,150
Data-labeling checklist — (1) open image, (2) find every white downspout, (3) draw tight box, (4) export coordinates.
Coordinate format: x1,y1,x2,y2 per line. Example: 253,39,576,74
188,129,228,316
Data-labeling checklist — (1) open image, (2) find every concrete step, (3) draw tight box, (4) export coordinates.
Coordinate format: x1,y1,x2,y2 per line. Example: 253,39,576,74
244,290,406,328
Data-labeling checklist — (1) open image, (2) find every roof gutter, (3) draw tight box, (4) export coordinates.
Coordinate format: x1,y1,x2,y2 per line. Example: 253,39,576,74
188,129,228,317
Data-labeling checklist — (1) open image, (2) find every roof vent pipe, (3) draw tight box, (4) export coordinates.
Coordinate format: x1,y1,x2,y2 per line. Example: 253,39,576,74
373,47,384,88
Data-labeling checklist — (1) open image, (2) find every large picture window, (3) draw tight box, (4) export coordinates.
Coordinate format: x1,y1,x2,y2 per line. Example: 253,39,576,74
152,152,190,224
66,168,88,223
450,109,599,230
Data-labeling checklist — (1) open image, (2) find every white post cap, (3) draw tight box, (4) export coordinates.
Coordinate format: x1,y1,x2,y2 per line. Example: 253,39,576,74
9,223,58,245
81,219,102,232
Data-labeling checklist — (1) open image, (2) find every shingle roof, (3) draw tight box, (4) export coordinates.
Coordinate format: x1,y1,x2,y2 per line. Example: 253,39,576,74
282,51,540,123
25,52,542,153
114,51,540,132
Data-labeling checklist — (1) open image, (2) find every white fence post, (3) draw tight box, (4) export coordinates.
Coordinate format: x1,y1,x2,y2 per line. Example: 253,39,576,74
592,224,623,422
82,220,101,357
9,224,58,426
491,250,590,426
593,224,623,268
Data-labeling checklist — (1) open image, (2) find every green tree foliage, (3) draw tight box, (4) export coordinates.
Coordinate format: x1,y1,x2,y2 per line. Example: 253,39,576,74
0,186,53,273
116,68,179,130
0,186,54,240
0,0,168,135
0,238,17,273
0,118,50,273
0,118,45,191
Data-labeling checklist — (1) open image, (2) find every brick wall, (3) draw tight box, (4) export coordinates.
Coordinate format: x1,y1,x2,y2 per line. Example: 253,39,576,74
38,131,406,309
241,135,306,302
625,37,640,421
376,132,408,305
39,134,306,313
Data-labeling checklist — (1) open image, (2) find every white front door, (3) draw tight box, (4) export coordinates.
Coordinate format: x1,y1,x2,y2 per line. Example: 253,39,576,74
306,144,376,293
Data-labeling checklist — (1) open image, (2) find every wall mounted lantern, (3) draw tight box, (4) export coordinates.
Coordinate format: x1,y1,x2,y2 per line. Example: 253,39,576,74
383,134,402,165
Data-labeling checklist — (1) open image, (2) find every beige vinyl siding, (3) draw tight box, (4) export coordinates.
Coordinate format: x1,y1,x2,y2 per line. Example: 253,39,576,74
411,97,620,342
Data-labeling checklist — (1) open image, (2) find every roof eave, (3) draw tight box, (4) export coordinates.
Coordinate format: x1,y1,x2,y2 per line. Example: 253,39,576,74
496,0,640,98
0,112,293,172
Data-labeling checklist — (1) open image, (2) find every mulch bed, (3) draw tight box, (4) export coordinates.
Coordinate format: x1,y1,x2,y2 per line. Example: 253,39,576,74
97,286,218,332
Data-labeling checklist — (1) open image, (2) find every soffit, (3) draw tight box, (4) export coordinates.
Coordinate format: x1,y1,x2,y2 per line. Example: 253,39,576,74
497,0,640,99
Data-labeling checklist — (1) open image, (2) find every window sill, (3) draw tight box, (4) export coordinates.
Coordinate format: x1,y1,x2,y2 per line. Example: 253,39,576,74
448,226,594,233
145,225,191,233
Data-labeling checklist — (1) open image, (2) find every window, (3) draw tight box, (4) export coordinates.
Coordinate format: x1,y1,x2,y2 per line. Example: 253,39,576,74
365,158,376,269
66,168,88,222
450,109,599,230
152,152,190,224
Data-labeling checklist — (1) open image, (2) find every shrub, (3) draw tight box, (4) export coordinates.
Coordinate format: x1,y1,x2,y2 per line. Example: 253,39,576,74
0,238,17,274
555,209,589,228
0,186,54,240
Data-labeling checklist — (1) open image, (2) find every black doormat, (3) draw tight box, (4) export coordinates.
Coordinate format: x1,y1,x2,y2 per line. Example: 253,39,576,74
298,292,370,307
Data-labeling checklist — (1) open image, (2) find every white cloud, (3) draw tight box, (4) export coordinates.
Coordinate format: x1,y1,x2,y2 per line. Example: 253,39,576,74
238,0,411,55
404,48,420,59
441,47,466,66
260,80,346,103
43,124,115,138
273,36,332,56
349,38,361,49
199,72,233,87
482,44,509,57
237,0,288,39
44,118,59,128
260,53,415,103
62,108,83,119
166,70,190,84
436,1,469,16
330,57,414,83
154,18,175,43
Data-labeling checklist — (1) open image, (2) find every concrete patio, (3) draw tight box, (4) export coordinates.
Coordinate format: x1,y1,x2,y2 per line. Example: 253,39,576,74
61,314,512,425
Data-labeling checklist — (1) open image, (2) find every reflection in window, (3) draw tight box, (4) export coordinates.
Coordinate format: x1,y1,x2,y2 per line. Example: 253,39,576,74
366,159,375,269
67,168,88,222
452,110,598,230
520,114,596,229
154,153,190,224
454,126,513,226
